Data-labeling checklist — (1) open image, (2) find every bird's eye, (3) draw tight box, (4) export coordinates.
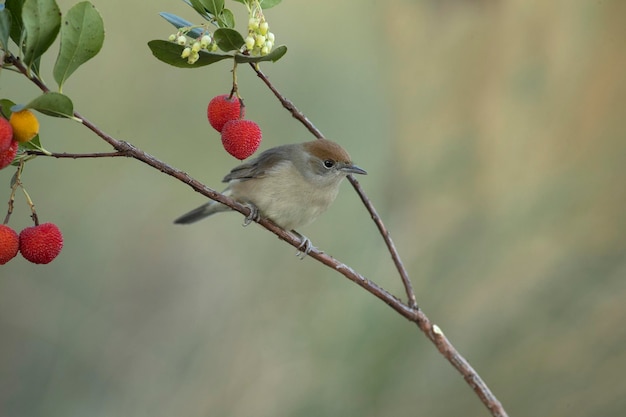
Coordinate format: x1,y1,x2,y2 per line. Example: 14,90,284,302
323,159,335,169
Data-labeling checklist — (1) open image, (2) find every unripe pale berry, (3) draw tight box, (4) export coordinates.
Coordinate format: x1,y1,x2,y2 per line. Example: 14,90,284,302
245,36,255,51
259,21,269,35
0,224,19,265
181,47,191,59
0,117,13,151
220,119,262,160
9,109,39,143
207,94,244,132
0,140,18,170
19,223,64,264
248,18,259,30
255,35,266,47
177,36,187,45
200,35,211,48
188,51,200,64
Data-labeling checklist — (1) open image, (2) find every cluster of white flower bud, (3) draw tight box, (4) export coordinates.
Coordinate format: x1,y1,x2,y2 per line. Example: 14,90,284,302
244,14,275,56
168,31,217,64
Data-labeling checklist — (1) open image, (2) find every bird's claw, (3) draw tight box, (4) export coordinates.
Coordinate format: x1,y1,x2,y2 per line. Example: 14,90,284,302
242,203,260,227
295,233,313,260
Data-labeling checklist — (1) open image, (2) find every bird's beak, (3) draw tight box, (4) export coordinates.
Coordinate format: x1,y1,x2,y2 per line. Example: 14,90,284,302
340,163,367,175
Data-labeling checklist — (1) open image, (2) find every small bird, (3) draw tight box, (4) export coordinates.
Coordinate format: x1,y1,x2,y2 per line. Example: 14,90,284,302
174,139,366,252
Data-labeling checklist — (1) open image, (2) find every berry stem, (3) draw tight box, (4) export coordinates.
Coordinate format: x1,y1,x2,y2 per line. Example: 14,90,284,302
3,161,23,225
3,158,39,225
230,60,246,118
2,192,14,225
230,61,239,99
22,187,39,226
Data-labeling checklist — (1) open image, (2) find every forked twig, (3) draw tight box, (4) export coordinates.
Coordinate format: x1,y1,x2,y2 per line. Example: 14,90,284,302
3,52,508,417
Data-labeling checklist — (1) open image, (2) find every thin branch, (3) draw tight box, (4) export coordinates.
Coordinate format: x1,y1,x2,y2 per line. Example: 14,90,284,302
347,175,417,308
25,150,128,158
250,63,418,309
4,52,508,417
250,63,325,140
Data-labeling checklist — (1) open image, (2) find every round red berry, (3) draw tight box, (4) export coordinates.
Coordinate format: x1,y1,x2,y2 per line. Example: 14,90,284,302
0,224,19,265
0,117,14,152
19,223,64,264
207,94,244,132
221,119,262,160
0,140,18,170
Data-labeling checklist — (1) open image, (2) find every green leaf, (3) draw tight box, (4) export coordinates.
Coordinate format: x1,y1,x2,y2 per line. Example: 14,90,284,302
260,0,282,9
234,44,286,63
159,12,203,38
53,1,105,90
25,92,74,118
22,0,61,69
187,0,210,19
213,27,244,52
199,0,223,15
217,8,234,28
18,134,49,154
0,7,11,50
30,54,42,78
230,0,281,9
0,98,17,119
148,39,232,68
5,0,25,46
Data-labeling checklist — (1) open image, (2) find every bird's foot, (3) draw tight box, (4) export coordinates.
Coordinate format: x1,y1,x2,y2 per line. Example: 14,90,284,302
242,203,260,227
293,232,314,260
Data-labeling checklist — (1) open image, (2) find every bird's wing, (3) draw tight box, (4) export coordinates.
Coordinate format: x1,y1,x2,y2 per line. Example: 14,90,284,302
223,145,292,182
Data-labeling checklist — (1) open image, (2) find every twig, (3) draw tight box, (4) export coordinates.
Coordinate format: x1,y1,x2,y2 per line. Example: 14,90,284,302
347,175,417,308
250,63,324,140
25,150,128,158
250,63,418,308
4,52,508,417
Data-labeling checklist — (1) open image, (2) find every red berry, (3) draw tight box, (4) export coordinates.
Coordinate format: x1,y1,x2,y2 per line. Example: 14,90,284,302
207,94,244,132
0,224,19,265
0,117,13,152
19,223,64,264
221,119,262,160
0,140,18,170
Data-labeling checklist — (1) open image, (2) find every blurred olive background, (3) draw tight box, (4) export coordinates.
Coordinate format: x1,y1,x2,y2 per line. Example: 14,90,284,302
1,0,625,416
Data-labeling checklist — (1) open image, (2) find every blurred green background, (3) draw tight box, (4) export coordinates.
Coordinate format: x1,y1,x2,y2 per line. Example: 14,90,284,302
1,0,625,416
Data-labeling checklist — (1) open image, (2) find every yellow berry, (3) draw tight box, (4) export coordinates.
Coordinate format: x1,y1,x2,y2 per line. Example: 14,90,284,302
9,109,39,143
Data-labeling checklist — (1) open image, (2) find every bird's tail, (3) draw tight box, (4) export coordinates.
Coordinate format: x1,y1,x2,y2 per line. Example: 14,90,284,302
173,201,230,224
